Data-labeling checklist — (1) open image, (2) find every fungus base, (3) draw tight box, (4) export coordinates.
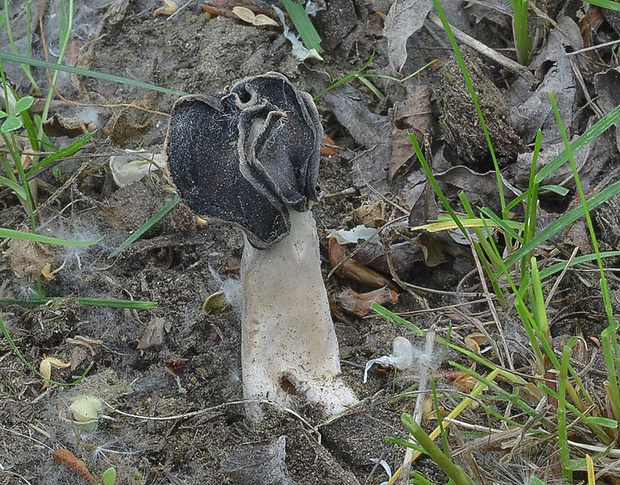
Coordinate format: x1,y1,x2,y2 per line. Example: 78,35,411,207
241,210,358,420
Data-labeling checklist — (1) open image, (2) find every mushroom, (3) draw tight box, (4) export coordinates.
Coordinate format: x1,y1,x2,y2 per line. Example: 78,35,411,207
166,73,358,420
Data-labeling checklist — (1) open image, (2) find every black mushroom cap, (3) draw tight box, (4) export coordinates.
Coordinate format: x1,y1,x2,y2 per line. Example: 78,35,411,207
166,72,323,249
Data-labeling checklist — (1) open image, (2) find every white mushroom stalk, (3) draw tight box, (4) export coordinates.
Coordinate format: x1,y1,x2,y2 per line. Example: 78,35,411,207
241,209,357,419
166,73,357,420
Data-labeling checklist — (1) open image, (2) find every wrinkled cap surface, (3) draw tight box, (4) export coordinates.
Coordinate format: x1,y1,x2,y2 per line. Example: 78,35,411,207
166,72,322,249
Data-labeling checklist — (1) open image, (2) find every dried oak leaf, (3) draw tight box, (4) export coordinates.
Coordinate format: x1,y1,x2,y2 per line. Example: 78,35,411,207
339,286,398,316
389,85,433,180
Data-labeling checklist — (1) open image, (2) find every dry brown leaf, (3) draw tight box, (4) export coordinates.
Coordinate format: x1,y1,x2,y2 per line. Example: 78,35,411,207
389,86,433,180
464,332,488,353
421,394,435,420
40,360,51,389
52,449,97,484
6,238,54,279
374,11,387,22
45,356,72,368
320,133,339,156
329,238,397,290
40,355,71,390
40,263,54,280
338,286,398,316
153,0,178,17
353,201,387,228
137,317,166,349
453,372,478,394
232,6,278,26
578,6,605,47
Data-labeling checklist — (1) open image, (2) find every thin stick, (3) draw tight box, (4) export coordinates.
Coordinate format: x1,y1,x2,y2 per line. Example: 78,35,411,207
427,12,537,87
545,246,579,307
567,39,620,56
101,398,322,440
469,240,513,369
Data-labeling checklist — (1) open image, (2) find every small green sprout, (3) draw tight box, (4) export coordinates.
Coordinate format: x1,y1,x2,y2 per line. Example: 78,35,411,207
100,467,117,485
0,95,33,133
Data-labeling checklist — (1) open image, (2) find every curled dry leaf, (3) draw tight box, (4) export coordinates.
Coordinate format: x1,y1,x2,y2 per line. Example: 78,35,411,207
40,262,54,280
422,395,441,420
202,291,233,315
70,395,102,423
320,133,339,156
109,150,166,188
328,225,379,245
153,0,178,17
364,336,413,383
328,238,397,290
453,371,479,395
202,0,280,22
39,355,71,390
339,286,397,317
52,449,97,484
464,332,488,353
384,0,433,70
69,395,103,433
232,6,278,26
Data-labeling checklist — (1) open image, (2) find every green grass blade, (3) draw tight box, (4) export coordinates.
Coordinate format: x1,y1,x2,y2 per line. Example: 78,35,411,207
0,227,103,246
535,103,620,183
550,90,616,328
371,302,426,337
401,413,476,485
504,191,528,213
0,52,186,96
3,0,39,93
583,0,620,10
510,0,532,64
281,0,323,53
539,251,620,280
356,76,384,100
431,380,451,462
371,303,529,387
494,178,620,278
0,297,157,309
538,382,612,444
409,133,471,239
451,361,555,428
601,320,620,421
26,131,96,177
109,195,180,259
479,207,523,244
313,56,435,101
21,106,40,152
409,472,436,485
0,174,27,199
541,185,569,196
313,53,375,100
